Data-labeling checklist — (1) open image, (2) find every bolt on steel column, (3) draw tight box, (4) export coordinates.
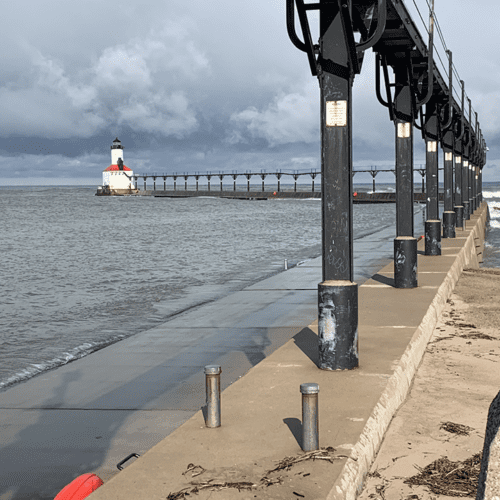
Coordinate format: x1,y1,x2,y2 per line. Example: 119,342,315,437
317,1,358,370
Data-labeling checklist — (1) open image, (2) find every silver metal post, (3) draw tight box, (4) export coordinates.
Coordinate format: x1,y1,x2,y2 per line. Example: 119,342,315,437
284,259,288,270
204,365,221,428
300,383,319,451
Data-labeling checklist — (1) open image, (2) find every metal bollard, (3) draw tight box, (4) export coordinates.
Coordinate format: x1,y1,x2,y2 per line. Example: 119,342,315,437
284,259,288,270
204,365,221,428
300,383,319,451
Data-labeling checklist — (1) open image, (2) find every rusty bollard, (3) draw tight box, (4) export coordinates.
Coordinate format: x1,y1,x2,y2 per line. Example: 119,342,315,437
300,383,319,451
204,365,221,428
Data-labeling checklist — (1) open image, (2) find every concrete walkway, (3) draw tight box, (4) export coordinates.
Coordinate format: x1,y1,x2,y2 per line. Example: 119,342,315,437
86,205,487,499
0,222,396,499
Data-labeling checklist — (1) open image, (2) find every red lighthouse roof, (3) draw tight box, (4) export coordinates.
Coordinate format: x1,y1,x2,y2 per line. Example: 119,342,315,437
104,164,132,171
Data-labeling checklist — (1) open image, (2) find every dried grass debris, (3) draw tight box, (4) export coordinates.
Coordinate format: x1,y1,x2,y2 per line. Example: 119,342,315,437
440,421,474,436
404,453,481,497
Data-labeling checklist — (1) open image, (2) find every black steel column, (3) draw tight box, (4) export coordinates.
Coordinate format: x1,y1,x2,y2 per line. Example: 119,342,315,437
442,149,455,238
424,99,441,255
317,1,357,370
442,49,455,238
462,159,470,220
392,60,417,288
454,154,463,228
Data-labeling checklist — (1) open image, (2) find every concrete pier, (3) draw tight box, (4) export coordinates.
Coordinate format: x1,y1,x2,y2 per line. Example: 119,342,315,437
84,203,486,499
0,205,488,499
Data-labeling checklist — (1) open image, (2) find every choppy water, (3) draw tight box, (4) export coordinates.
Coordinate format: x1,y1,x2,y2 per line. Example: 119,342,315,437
481,182,500,267
3,182,495,391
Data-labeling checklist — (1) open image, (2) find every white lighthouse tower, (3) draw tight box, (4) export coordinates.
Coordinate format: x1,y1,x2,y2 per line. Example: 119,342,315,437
99,138,136,195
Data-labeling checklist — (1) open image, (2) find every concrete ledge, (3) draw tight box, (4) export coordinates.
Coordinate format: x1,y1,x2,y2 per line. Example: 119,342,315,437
88,204,488,500
328,204,487,500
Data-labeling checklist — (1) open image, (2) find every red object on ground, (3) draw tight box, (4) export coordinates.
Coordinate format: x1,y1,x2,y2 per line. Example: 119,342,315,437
54,473,104,500
353,192,358,196
273,191,277,195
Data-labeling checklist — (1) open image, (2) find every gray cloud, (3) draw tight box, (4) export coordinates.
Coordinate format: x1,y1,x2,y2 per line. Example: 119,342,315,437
0,0,498,183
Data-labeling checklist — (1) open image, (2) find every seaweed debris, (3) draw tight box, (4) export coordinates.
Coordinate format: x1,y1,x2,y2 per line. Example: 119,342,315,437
404,453,481,497
440,421,474,436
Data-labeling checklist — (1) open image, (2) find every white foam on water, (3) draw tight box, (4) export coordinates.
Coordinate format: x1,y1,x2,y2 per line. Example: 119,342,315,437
489,220,500,229
487,200,500,218
0,336,125,391
483,191,500,199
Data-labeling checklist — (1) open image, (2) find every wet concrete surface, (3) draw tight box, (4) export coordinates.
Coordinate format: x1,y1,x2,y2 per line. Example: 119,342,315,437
0,226,396,499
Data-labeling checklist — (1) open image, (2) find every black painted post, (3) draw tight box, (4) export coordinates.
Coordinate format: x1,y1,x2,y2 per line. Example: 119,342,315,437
462,159,470,220
369,170,378,193
317,1,358,370
219,174,223,191
424,99,441,256
195,175,199,192
173,175,177,191
310,173,316,192
233,174,237,191
463,98,471,220
261,174,265,192
163,177,167,191
153,177,156,191
442,148,455,238
454,154,463,229
207,175,211,192
393,63,417,288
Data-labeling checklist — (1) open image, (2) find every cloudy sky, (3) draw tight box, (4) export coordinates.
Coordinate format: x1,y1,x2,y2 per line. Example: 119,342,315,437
0,0,498,186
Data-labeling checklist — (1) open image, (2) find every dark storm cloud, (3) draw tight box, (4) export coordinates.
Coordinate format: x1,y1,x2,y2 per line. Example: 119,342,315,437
0,0,498,183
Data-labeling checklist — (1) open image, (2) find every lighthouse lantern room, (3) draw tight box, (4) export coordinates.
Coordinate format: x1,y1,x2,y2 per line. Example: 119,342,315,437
100,138,135,194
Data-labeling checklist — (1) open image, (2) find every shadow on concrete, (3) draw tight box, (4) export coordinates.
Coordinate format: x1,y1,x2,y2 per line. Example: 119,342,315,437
293,328,319,366
283,418,302,448
0,325,309,499
371,273,395,287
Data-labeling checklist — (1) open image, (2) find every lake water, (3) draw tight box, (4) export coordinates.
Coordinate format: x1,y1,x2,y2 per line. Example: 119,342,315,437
0,182,494,391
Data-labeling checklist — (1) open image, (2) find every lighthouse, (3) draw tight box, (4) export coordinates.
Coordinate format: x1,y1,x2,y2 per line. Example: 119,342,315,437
99,138,136,195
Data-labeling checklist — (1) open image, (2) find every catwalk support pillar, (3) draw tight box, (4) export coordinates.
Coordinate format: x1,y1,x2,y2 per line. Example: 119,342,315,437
424,100,441,255
442,149,456,238
317,2,358,370
454,154,464,229
393,60,417,288
463,160,470,220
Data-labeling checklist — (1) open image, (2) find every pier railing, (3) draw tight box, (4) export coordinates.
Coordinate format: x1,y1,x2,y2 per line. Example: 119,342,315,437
133,166,439,193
